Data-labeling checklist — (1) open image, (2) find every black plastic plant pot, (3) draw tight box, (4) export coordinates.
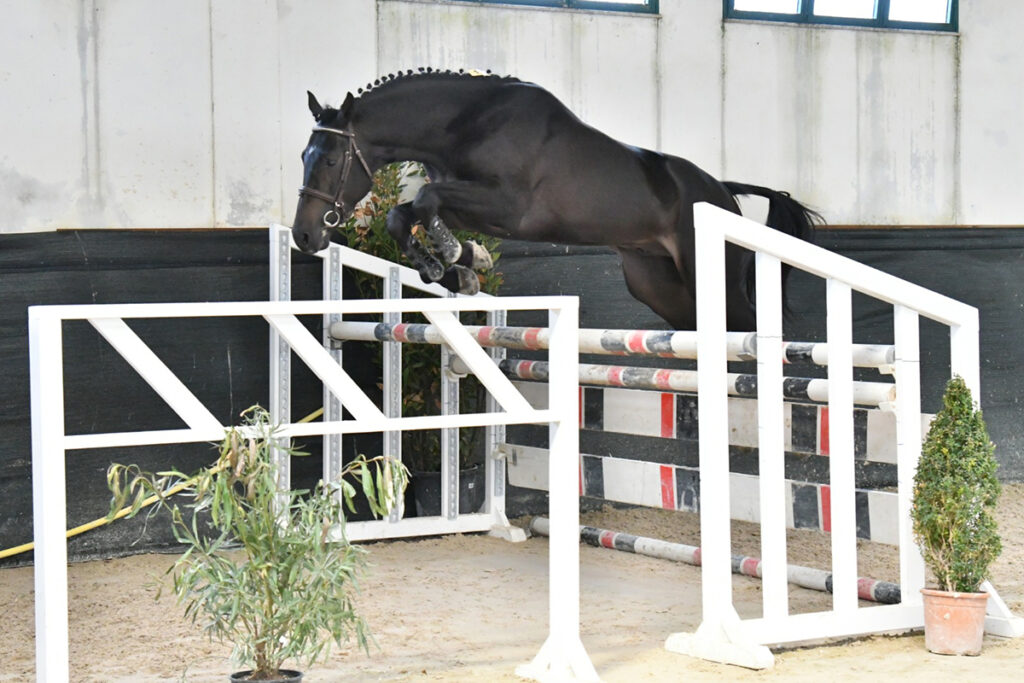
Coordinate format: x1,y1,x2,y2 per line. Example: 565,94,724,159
411,465,485,517
229,670,303,682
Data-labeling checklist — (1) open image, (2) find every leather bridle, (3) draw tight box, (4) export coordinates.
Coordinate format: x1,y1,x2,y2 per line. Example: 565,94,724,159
297,125,373,228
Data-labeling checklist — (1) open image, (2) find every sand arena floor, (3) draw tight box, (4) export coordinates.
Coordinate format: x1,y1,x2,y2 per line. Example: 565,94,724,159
3,484,1024,682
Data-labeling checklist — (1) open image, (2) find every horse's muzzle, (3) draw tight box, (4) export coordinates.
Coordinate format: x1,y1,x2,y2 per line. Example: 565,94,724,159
292,225,331,254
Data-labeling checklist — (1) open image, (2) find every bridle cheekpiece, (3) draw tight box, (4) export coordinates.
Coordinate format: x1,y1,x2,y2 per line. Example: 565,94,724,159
298,125,372,228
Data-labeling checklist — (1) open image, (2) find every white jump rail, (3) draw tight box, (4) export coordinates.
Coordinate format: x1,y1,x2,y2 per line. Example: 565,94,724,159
28,294,594,682
668,202,1024,668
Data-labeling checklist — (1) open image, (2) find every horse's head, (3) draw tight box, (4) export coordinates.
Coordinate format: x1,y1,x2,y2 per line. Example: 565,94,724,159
292,91,373,253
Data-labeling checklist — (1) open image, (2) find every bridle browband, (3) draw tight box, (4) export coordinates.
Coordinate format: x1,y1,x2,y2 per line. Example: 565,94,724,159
297,125,373,228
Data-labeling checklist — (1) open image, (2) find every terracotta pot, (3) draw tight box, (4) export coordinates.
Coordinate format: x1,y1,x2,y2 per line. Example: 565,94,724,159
920,588,989,655
229,670,303,682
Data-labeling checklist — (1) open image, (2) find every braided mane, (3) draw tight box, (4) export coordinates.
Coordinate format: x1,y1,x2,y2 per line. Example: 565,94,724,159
354,67,521,99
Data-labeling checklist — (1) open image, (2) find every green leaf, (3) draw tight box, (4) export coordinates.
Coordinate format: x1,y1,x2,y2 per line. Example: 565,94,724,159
360,465,375,513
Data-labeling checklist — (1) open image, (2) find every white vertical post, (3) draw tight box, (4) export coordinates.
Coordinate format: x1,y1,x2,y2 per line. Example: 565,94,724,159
269,226,292,498
893,304,925,605
666,205,772,668
440,297,461,519
485,308,507,518
29,309,70,683
547,301,581,651
383,266,402,522
755,252,788,621
950,309,981,399
518,298,596,681
323,243,344,487
695,215,732,627
826,278,857,613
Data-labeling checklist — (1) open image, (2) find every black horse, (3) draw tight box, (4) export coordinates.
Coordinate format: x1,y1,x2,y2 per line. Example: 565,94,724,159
292,69,820,331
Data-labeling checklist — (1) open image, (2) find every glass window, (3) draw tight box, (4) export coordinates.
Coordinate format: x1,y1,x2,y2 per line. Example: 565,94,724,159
734,0,800,13
813,0,875,20
889,0,950,23
475,0,658,13
725,0,956,31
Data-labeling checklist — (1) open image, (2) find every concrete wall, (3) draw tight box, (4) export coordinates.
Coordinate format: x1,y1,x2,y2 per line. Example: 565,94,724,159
0,0,377,231
1,0,1020,231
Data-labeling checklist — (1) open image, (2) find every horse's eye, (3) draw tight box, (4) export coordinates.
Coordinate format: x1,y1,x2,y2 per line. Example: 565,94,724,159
326,158,338,167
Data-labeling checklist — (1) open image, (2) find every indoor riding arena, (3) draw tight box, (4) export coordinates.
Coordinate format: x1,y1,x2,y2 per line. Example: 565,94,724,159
3,2,1024,681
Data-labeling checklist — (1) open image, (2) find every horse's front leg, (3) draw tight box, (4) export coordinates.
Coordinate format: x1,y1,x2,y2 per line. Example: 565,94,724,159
423,215,494,272
385,203,444,283
411,183,504,294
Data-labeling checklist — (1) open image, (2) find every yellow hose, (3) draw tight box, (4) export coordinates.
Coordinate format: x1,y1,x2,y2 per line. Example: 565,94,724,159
0,407,325,561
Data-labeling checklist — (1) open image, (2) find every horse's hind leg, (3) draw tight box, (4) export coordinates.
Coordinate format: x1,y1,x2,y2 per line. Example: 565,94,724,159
618,249,697,330
619,248,758,331
386,202,444,283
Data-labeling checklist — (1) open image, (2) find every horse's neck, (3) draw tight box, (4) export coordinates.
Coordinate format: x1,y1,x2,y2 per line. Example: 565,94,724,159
355,79,495,164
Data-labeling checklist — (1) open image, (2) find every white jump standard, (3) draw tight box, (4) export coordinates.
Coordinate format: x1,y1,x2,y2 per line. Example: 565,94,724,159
661,203,1024,668
29,286,596,683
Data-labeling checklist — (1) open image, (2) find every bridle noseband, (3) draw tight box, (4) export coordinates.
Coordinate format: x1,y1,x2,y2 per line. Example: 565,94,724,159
298,125,372,228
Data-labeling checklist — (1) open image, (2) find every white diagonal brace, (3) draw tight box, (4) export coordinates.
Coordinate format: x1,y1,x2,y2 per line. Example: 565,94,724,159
89,318,223,434
423,309,534,415
264,314,385,422
982,581,1024,637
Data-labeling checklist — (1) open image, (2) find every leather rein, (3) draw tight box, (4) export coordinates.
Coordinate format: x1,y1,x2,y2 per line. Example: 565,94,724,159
297,125,373,228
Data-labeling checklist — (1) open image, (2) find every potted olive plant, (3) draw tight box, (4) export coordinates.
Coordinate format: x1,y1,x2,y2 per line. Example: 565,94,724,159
338,163,502,516
107,406,408,681
911,375,1001,655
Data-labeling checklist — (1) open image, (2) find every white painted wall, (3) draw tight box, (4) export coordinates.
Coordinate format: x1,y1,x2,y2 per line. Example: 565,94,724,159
0,0,1020,232
958,0,1024,225
720,22,958,224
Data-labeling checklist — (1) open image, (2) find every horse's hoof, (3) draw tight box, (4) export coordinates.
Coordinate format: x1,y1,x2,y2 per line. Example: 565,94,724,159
419,261,445,283
455,265,481,294
439,265,480,295
463,240,493,270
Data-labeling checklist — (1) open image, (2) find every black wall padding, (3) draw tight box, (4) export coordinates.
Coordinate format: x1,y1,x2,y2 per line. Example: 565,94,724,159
0,229,378,564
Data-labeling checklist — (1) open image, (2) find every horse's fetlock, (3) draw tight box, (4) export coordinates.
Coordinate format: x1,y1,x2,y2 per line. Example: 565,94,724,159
427,216,462,264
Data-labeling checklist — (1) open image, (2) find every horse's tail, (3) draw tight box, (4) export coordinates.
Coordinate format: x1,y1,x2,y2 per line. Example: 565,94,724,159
722,181,822,243
721,181,824,316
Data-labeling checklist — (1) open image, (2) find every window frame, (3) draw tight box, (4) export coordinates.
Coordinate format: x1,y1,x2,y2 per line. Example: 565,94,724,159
476,0,659,15
724,0,958,33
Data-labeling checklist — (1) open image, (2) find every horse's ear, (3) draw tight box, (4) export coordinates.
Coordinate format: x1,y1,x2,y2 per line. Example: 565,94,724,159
307,91,324,120
340,92,355,118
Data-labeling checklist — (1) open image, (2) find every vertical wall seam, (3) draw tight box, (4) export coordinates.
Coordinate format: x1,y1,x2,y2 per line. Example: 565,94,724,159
855,33,861,220
720,18,727,178
952,33,962,224
654,12,663,152
277,0,286,225
208,0,217,227
92,0,101,208
78,0,102,214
